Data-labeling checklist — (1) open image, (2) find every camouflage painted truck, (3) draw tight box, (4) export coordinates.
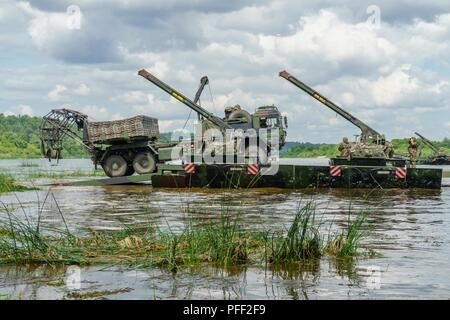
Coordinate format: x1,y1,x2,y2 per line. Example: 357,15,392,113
137,69,288,164
415,132,450,165
39,73,224,177
40,70,287,176
39,108,180,177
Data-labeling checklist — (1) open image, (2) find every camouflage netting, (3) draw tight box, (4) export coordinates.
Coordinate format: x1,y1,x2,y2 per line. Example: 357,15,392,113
87,116,159,144
349,142,386,158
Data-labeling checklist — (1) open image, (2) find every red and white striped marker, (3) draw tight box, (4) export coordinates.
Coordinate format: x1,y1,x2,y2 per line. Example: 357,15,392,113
394,167,406,179
183,162,195,174
330,165,342,177
247,164,259,175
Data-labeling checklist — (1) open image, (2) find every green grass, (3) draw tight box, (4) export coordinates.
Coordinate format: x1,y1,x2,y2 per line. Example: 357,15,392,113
266,201,321,263
325,211,368,257
0,199,370,271
26,169,105,179
0,173,31,193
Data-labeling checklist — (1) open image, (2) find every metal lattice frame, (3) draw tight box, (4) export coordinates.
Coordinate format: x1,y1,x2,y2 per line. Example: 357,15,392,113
39,108,92,160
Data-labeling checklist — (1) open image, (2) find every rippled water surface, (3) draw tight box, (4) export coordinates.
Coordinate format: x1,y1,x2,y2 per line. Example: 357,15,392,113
1,159,449,299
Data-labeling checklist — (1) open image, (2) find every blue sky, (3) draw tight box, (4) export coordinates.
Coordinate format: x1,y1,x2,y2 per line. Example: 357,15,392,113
1,0,450,142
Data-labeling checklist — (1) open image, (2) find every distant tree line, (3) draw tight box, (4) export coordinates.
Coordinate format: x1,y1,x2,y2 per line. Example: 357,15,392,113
0,114,87,159
1,114,449,159
282,138,450,158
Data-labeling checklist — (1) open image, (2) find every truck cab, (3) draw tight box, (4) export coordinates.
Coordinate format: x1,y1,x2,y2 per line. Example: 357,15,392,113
252,105,287,148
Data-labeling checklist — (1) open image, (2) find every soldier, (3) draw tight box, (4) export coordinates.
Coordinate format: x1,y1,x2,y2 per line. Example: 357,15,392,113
383,140,394,158
437,148,446,157
338,137,351,157
408,137,418,168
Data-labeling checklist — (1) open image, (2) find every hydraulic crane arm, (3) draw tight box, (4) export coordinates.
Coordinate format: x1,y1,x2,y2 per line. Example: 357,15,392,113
193,76,209,121
279,70,382,141
415,132,439,153
138,69,232,130
194,76,209,105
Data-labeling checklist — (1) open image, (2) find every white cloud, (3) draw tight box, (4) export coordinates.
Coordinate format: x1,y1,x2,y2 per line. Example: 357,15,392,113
4,104,33,116
17,1,119,63
47,84,68,101
369,65,419,107
48,83,90,101
258,10,397,70
113,91,152,104
73,83,91,96
4,2,450,142
81,105,122,121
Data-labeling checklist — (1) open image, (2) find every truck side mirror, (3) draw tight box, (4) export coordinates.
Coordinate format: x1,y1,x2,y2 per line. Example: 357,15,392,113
284,116,288,128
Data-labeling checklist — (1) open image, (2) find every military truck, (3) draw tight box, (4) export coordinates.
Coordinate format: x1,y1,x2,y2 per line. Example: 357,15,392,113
138,69,287,164
39,108,184,177
415,132,450,165
279,70,401,167
40,70,287,176
39,74,219,177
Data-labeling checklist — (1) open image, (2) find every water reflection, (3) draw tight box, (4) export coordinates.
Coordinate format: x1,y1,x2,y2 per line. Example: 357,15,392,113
0,258,368,300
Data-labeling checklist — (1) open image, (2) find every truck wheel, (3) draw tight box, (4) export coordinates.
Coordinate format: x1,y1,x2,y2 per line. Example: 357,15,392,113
132,152,156,174
102,155,128,177
125,166,135,176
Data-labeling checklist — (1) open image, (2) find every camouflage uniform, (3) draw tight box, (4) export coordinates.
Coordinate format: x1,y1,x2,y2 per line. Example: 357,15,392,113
383,141,394,158
408,137,418,168
338,137,351,157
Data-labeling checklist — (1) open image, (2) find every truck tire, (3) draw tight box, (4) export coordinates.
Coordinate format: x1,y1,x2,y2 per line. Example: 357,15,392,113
125,166,135,176
102,154,128,177
132,152,156,174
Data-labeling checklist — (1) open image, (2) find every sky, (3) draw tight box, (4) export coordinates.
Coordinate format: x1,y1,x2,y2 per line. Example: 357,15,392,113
1,0,450,143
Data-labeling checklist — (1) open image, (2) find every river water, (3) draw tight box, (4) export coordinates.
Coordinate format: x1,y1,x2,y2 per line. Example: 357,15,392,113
0,159,449,299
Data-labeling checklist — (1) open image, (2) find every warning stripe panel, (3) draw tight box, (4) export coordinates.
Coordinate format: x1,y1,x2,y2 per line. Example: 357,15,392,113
394,167,406,179
247,164,259,175
183,163,195,174
330,165,342,177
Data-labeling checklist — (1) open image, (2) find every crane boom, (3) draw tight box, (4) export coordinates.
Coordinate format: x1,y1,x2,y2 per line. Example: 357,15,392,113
194,76,209,105
138,69,231,130
415,132,439,153
279,70,382,142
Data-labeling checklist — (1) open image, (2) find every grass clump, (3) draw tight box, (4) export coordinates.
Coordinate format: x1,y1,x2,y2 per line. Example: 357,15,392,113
0,172,30,193
0,199,370,271
0,204,83,264
325,211,368,257
27,169,105,179
267,202,321,263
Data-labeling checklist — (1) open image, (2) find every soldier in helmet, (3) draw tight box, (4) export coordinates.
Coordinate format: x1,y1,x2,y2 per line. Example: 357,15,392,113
408,137,418,168
437,148,446,157
338,137,351,157
383,136,394,158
